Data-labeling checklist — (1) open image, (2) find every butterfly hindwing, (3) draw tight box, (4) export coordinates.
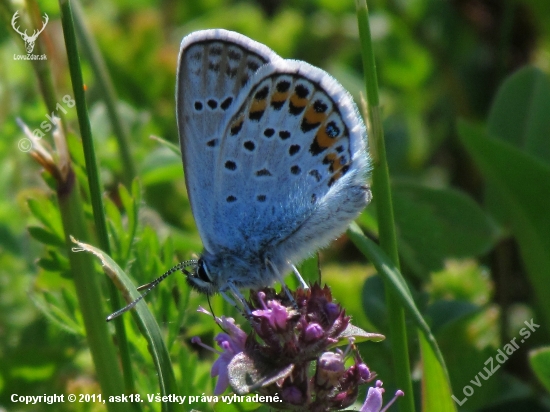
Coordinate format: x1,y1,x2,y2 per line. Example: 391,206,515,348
211,59,370,262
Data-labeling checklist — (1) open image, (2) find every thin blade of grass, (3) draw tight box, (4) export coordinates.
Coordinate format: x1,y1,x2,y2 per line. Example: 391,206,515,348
72,238,180,412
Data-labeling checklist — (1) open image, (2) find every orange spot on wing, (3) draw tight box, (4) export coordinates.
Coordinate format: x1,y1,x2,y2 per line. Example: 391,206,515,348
271,91,289,104
304,106,327,125
315,127,338,150
290,93,307,109
250,99,267,113
326,153,349,185
230,115,244,134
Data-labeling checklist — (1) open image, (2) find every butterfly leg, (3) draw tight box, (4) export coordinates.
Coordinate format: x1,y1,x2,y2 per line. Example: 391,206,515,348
226,283,252,315
220,291,236,307
291,264,309,290
266,259,298,308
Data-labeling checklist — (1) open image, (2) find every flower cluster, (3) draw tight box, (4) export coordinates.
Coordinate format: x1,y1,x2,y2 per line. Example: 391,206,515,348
193,284,402,411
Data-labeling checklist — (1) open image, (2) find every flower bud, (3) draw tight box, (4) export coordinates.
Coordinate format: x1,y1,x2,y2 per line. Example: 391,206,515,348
316,351,345,387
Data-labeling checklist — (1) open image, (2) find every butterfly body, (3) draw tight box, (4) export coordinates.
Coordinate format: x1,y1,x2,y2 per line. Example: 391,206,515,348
177,29,371,295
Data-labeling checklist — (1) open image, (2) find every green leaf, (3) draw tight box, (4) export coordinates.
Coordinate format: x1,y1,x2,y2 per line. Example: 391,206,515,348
31,291,84,335
361,274,388,331
393,182,498,277
27,197,64,239
337,324,385,344
36,250,70,273
487,66,550,163
425,300,479,334
420,333,458,412
297,254,319,285
485,67,550,225
458,120,550,326
141,148,182,186
529,347,550,393
28,226,65,247
347,223,449,377
348,223,455,410
72,238,180,411
116,182,139,265
105,198,123,241
0,225,20,254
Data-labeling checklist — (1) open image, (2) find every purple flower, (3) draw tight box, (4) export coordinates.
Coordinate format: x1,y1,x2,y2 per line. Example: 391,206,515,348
251,291,291,330
316,351,346,387
282,385,304,404
357,363,371,382
193,309,247,395
304,323,324,341
360,380,404,412
192,284,387,410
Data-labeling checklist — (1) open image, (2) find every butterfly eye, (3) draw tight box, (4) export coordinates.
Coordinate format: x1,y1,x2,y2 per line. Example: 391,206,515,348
196,259,212,283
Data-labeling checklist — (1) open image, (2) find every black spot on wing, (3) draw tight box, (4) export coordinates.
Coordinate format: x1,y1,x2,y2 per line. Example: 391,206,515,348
256,169,272,177
313,100,328,113
208,62,220,72
325,121,340,137
289,145,300,156
230,121,243,136
295,84,309,98
276,81,291,92
290,165,301,175
301,118,320,133
221,97,233,110
309,170,321,182
247,60,260,71
249,110,264,121
309,139,326,156
228,49,241,60
289,103,305,116
255,86,269,100
279,131,291,140
209,46,223,56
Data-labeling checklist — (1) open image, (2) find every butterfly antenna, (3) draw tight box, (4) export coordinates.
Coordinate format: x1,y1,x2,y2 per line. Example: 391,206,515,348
106,259,198,322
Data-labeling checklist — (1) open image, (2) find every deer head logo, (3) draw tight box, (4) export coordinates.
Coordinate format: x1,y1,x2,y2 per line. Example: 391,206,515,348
11,11,49,54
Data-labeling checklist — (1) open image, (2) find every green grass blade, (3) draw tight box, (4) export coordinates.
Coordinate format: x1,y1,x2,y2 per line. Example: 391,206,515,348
72,238,180,412
72,0,136,185
347,223,454,411
58,0,135,392
355,1,415,409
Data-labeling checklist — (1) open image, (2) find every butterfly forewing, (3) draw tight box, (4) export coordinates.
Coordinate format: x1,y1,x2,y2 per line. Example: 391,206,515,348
177,30,279,251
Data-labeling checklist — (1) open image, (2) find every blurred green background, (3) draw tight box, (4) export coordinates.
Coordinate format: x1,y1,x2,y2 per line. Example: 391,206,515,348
1,0,550,411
